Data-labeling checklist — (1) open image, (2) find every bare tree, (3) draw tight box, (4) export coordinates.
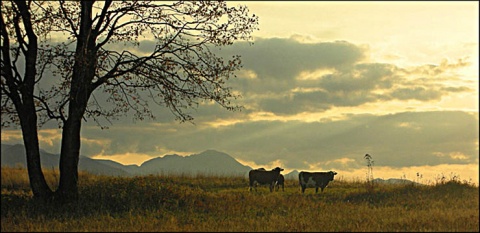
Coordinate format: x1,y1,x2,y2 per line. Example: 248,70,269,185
1,0,259,203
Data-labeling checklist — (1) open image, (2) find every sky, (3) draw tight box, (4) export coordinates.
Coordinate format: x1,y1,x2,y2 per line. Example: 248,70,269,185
2,1,479,185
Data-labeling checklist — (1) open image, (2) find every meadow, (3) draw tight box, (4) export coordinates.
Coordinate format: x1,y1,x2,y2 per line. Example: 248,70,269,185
1,166,478,232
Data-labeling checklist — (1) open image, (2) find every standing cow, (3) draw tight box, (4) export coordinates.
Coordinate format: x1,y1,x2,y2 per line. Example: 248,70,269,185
255,168,284,192
299,171,337,193
249,167,284,192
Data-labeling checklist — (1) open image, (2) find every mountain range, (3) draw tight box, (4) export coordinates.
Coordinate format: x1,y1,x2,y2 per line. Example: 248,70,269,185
1,143,256,177
1,143,417,184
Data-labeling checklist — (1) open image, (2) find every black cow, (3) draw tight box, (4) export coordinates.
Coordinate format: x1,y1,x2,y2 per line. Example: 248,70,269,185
298,171,337,193
255,168,284,192
275,174,285,192
249,167,284,192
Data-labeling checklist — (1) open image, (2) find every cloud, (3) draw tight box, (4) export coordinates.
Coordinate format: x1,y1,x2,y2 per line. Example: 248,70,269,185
218,38,366,94
389,87,443,101
65,111,478,172
211,38,475,117
24,37,473,129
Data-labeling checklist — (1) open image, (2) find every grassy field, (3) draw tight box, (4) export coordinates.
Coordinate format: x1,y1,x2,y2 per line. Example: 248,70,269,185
1,166,478,232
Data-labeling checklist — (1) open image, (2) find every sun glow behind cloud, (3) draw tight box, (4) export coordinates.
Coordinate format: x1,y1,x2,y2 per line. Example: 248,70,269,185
91,153,153,166
296,68,337,81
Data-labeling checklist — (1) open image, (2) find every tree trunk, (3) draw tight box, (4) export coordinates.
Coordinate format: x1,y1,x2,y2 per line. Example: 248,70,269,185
54,61,94,203
54,1,96,203
3,0,54,202
20,107,54,202
54,88,93,203
55,117,82,202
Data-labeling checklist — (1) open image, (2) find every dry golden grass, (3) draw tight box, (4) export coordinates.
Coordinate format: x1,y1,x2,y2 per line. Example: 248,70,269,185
1,166,478,232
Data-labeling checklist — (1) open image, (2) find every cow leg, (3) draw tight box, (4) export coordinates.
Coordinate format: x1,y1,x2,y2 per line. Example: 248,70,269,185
315,187,319,193
301,185,306,193
250,181,257,192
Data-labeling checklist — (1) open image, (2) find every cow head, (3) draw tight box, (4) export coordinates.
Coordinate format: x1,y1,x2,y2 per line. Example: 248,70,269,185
272,167,284,172
329,171,337,180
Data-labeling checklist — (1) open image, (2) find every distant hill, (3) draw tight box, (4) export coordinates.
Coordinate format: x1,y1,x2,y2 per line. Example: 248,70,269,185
139,149,252,176
282,171,420,185
1,144,252,177
95,159,140,175
1,143,61,170
284,170,299,180
373,178,420,185
1,143,131,176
